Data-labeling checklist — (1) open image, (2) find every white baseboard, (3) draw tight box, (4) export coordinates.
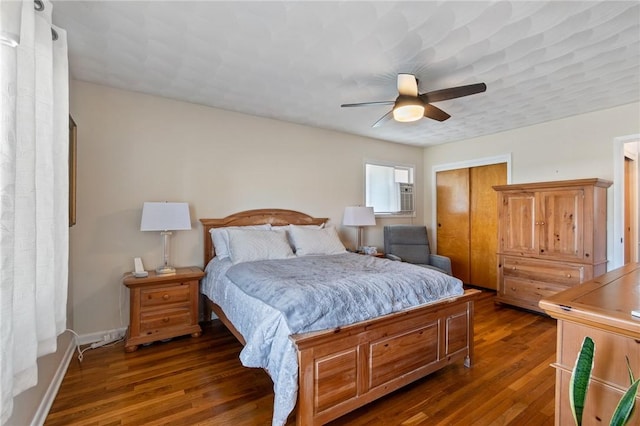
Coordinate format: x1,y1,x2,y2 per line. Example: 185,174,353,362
30,334,76,426
14,327,127,426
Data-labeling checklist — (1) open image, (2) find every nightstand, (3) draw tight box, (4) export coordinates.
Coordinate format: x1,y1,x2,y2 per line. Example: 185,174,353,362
123,266,204,352
355,251,385,258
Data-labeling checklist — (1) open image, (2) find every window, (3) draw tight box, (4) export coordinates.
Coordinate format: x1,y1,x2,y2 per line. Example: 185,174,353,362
365,162,415,215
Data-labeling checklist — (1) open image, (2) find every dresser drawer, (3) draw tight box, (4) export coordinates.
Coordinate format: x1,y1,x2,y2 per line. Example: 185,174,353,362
502,256,585,285
502,276,568,306
557,321,640,386
140,307,192,333
140,283,192,308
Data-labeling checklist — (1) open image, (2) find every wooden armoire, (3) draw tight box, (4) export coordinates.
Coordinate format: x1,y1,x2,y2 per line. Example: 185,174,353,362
493,178,612,313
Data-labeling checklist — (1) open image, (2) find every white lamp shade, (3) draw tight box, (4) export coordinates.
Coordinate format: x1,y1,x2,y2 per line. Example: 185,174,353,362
140,202,192,231
343,206,376,227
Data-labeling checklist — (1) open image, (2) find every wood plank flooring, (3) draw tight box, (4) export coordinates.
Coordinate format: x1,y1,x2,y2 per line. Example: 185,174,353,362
46,291,557,425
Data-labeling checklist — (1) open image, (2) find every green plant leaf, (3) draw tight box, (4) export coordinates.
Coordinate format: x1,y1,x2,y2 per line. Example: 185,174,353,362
570,336,595,426
626,356,635,385
610,378,639,426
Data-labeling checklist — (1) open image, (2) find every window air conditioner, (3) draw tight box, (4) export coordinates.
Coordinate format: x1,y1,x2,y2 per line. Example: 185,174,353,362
398,183,414,212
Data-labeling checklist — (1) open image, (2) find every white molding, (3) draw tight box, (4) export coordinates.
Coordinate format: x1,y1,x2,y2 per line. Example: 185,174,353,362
30,326,128,425
430,154,512,251
76,327,128,345
612,133,640,270
31,336,76,426
431,154,513,176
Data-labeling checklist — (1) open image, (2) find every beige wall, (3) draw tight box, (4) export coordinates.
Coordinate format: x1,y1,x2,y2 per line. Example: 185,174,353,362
423,102,640,267
70,79,639,335
69,80,424,335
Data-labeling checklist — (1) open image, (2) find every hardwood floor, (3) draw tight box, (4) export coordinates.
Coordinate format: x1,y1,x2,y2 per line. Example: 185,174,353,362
46,291,557,425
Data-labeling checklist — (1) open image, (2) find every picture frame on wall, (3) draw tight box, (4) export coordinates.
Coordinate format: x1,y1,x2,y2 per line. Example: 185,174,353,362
69,115,77,227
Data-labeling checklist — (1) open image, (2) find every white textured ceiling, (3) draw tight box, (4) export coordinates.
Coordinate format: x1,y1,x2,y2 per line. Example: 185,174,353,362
52,1,640,147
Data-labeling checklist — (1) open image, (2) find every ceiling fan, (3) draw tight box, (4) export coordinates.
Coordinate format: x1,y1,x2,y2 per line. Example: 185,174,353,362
341,74,486,127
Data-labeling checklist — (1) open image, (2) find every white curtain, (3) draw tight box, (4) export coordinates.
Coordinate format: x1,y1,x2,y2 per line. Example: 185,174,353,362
0,0,69,422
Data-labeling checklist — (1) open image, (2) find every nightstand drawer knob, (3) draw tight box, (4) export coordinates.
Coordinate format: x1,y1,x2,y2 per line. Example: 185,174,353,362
163,317,170,323
163,294,170,300
566,274,571,278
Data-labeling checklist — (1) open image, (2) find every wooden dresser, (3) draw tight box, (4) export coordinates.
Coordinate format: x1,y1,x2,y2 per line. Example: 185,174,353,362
493,178,612,313
539,263,640,425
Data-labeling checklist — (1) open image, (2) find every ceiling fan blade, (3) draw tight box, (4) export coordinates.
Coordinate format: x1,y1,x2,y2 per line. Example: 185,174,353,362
372,110,393,127
397,74,418,96
420,83,487,103
341,101,395,108
424,104,451,122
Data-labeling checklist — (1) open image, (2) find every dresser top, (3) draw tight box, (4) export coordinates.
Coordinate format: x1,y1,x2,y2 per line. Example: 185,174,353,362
539,262,640,338
122,266,204,287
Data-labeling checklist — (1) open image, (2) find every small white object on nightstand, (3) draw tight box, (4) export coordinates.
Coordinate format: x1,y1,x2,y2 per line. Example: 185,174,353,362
133,257,148,278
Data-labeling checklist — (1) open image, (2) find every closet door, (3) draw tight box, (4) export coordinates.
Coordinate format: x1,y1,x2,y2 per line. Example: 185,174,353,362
470,164,506,290
436,163,506,289
436,168,471,283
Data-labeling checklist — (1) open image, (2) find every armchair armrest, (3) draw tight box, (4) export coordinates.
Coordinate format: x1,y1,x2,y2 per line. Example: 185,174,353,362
386,253,402,262
428,254,452,276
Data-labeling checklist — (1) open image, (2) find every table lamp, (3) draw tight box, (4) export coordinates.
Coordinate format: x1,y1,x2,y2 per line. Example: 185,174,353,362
140,202,191,274
343,206,376,252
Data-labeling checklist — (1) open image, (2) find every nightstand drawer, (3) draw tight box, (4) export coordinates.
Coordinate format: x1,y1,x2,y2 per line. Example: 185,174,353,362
140,284,191,308
140,307,192,332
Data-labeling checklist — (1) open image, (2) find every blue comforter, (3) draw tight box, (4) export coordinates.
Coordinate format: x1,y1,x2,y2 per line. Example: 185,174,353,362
225,253,463,334
203,252,464,425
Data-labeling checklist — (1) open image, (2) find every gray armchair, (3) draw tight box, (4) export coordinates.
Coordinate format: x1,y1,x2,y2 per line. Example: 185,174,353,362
383,225,452,275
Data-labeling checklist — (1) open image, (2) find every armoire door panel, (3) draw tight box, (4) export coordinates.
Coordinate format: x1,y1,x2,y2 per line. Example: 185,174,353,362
538,189,584,260
436,168,470,283
501,192,537,255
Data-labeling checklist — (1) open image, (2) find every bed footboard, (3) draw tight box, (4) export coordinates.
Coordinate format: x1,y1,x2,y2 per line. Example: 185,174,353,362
291,289,480,425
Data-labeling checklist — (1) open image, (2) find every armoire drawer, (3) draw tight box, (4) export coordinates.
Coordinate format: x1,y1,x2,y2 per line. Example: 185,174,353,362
501,276,568,307
502,256,585,286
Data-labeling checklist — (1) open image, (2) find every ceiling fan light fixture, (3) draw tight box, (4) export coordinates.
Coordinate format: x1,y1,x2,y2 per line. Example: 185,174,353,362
393,96,424,122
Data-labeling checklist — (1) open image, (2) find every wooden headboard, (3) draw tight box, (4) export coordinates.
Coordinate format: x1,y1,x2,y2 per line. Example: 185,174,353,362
200,209,328,265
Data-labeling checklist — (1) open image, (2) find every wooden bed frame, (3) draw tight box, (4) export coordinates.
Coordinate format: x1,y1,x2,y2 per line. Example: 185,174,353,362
200,209,481,425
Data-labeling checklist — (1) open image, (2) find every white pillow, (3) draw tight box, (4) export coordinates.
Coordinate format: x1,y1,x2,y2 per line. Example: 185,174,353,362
289,225,347,256
210,224,271,259
227,228,295,264
271,223,326,250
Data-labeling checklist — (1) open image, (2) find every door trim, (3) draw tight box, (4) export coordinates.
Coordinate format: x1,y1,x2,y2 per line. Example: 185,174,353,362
431,154,512,252
612,134,640,270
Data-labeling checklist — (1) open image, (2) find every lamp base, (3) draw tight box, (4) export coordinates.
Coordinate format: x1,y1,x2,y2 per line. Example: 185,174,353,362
156,265,176,275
